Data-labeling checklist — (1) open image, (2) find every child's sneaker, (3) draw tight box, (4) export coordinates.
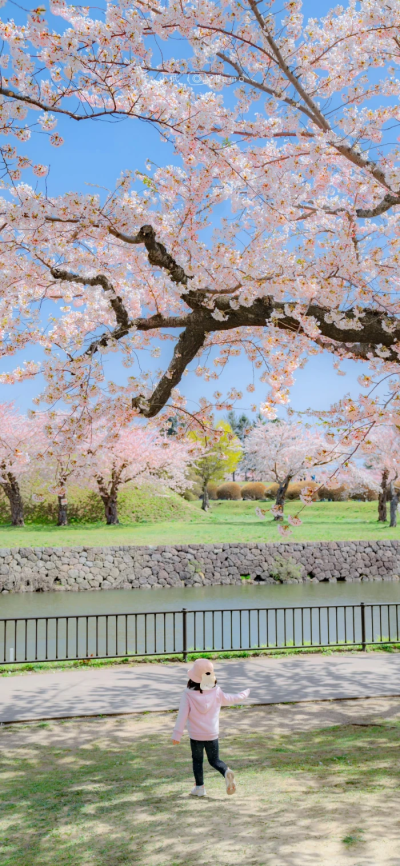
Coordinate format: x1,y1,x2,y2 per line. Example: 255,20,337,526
190,785,206,797
225,769,236,795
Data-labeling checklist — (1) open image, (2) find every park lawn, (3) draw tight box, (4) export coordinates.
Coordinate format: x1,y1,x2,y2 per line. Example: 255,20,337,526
0,500,398,547
1,703,400,866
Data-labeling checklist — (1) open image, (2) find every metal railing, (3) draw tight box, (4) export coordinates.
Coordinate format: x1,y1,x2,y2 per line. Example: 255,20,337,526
1,602,400,665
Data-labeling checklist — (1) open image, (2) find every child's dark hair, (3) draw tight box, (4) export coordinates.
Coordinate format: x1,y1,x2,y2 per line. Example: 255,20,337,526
187,678,217,694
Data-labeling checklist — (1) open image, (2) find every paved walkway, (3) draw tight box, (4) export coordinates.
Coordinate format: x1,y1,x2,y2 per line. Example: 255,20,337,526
2,653,400,723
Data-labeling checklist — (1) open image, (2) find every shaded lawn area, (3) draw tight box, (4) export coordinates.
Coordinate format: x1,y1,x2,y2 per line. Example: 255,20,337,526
0,500,398,547
1,704,400,866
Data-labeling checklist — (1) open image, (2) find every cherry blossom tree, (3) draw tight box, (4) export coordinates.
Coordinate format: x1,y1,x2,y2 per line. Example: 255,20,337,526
1,2,400,430
84,425,195,524
244,420,338,518
0,404,44,526
359,426,400,525
34,414,90,526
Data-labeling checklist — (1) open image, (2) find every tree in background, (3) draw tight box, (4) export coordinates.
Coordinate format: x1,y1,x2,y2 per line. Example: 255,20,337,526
226,411,253,479
0,404,43,526
189,422,242,511
360,427,400,526
37,415,89,526
244,421,336,520
85,425,194,524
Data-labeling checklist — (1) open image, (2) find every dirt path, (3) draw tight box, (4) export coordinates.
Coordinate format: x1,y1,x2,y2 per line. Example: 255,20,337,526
2,698,400,866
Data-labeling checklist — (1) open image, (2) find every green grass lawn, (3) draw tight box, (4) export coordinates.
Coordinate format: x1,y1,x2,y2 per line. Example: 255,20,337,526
1,705,399,866
0,499,398,547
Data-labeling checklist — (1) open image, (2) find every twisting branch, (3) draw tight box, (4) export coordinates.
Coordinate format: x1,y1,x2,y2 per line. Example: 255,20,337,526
48,236,400,416
45,220,193,289
50,267,131,333
109,224,193,287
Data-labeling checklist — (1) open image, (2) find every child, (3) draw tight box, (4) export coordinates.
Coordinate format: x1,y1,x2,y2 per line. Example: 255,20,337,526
172,657,250,797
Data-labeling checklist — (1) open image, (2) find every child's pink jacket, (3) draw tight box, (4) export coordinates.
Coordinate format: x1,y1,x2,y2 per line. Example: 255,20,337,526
172,686,250,742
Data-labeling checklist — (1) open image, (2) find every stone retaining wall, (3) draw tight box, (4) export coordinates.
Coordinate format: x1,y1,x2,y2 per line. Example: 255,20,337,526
1,540,400,593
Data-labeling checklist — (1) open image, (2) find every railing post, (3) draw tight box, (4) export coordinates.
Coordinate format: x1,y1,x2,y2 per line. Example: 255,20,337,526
360,602,367,652
182,608,187,662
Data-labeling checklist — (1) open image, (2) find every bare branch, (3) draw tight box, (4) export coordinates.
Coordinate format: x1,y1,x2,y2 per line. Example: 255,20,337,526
132,326,207,417
356,193,400,218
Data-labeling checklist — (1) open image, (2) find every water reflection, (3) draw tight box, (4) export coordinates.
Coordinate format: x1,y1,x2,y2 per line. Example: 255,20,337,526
1,579,399,617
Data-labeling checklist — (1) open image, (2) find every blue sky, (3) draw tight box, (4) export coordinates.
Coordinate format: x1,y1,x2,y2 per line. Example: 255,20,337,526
0,0,370,418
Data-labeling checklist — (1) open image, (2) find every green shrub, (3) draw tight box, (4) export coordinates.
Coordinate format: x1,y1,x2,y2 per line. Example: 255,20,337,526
217,482,242,500
270,555,303,583
241,482,267,500
182,490,198,501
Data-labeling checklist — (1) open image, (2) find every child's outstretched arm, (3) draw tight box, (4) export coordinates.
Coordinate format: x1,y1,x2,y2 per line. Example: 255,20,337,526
172,691,190,743
219,688,250,706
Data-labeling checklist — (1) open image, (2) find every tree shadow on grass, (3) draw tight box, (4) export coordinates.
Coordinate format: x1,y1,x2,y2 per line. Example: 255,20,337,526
1,722,400,866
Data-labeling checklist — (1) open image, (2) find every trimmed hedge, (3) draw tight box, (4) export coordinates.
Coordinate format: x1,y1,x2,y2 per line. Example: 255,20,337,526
217,482,242,500
241,482,267,500
285,481,319,501
317,484,350,502
207,482,219,500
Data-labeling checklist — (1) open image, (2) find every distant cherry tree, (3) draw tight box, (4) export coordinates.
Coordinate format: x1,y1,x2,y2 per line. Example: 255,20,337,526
0,404,43,526
85,425,195,524
244,421,337,524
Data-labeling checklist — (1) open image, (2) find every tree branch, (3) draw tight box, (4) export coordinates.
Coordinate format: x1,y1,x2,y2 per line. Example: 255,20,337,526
50,266,131,333
132,326,207,417
356,193,400,218
131,298,400,415
109,224,193,287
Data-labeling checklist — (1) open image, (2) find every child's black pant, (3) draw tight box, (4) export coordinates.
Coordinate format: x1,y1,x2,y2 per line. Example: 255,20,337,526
190,738,227,786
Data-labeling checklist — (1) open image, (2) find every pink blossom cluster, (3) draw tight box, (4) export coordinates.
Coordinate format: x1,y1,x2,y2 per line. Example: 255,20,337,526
0,2,399,430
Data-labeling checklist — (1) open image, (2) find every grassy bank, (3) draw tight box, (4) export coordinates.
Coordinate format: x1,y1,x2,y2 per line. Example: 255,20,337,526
0,500,398,547
1,702,399,865
1,643,399,677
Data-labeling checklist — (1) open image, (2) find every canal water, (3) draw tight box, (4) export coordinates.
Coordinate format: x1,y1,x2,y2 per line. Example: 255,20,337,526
2,583,400,664
1,580,400,618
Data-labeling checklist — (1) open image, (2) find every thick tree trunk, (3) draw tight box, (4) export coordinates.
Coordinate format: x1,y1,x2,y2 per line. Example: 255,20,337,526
274,474,292,519
0,471,24,526
378,468,389,522
104,497,119,525
201,483,209,512
96,473,120,525
57,495,68,526
390,483,398,528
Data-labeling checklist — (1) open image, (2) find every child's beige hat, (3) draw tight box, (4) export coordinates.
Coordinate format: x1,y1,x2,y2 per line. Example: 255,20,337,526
187,658,215,684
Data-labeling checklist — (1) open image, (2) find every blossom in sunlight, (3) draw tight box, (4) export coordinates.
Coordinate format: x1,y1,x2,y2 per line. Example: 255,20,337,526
50,133,64,147
259,403,278,420
300,485,315,505
255,507,267,520
33,164,48,177
278,523,292,537
287,515,302,526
